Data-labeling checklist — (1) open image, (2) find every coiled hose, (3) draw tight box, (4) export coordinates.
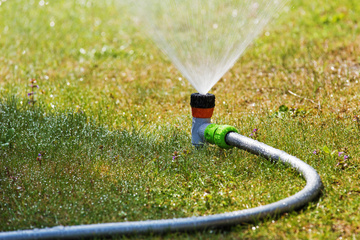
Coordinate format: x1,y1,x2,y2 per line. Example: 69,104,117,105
0,131,322,240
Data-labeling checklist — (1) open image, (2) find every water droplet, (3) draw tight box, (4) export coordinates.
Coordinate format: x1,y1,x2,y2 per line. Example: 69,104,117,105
232,10,238,17
94,19,101,26
79,48,86,54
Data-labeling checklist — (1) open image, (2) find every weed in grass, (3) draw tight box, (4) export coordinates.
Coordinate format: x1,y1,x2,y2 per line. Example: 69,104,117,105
336,151,350,170
27,79,38,107
36,153,42,166
249,128,258,138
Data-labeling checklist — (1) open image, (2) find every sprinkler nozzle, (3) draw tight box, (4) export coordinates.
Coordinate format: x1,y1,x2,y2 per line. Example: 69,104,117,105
190,93,215,118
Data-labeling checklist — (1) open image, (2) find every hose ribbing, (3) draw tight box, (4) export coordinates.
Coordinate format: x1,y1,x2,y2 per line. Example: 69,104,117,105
0,133,322,240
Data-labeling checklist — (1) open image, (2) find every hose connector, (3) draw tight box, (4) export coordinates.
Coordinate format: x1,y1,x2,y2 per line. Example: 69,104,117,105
204,124,238,149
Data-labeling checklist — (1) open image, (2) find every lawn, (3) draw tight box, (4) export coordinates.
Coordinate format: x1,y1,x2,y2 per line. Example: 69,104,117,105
1,0,360,239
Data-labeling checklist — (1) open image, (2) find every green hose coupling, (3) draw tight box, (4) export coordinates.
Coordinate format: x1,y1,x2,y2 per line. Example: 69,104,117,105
204,124,238,149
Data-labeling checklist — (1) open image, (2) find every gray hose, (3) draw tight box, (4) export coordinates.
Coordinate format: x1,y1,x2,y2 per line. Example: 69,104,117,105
0,132,322,240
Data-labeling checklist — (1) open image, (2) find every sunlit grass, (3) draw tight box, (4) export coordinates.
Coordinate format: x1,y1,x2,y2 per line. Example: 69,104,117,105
1,0,360,239
0,97,304,227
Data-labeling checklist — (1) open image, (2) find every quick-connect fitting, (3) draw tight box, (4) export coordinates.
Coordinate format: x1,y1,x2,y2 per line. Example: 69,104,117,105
204,124,238,149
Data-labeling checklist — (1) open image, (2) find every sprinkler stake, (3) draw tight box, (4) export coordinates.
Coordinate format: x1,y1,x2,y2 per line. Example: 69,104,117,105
190,93,238,148
190,93,215,146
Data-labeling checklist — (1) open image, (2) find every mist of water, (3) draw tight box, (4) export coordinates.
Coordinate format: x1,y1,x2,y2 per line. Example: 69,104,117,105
132,0,287,94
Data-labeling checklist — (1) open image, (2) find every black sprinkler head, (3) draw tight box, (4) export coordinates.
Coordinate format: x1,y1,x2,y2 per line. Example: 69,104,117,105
190,93,215,108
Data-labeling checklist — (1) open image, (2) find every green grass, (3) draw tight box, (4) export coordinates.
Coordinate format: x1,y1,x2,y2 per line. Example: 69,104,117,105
1,0,360,239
